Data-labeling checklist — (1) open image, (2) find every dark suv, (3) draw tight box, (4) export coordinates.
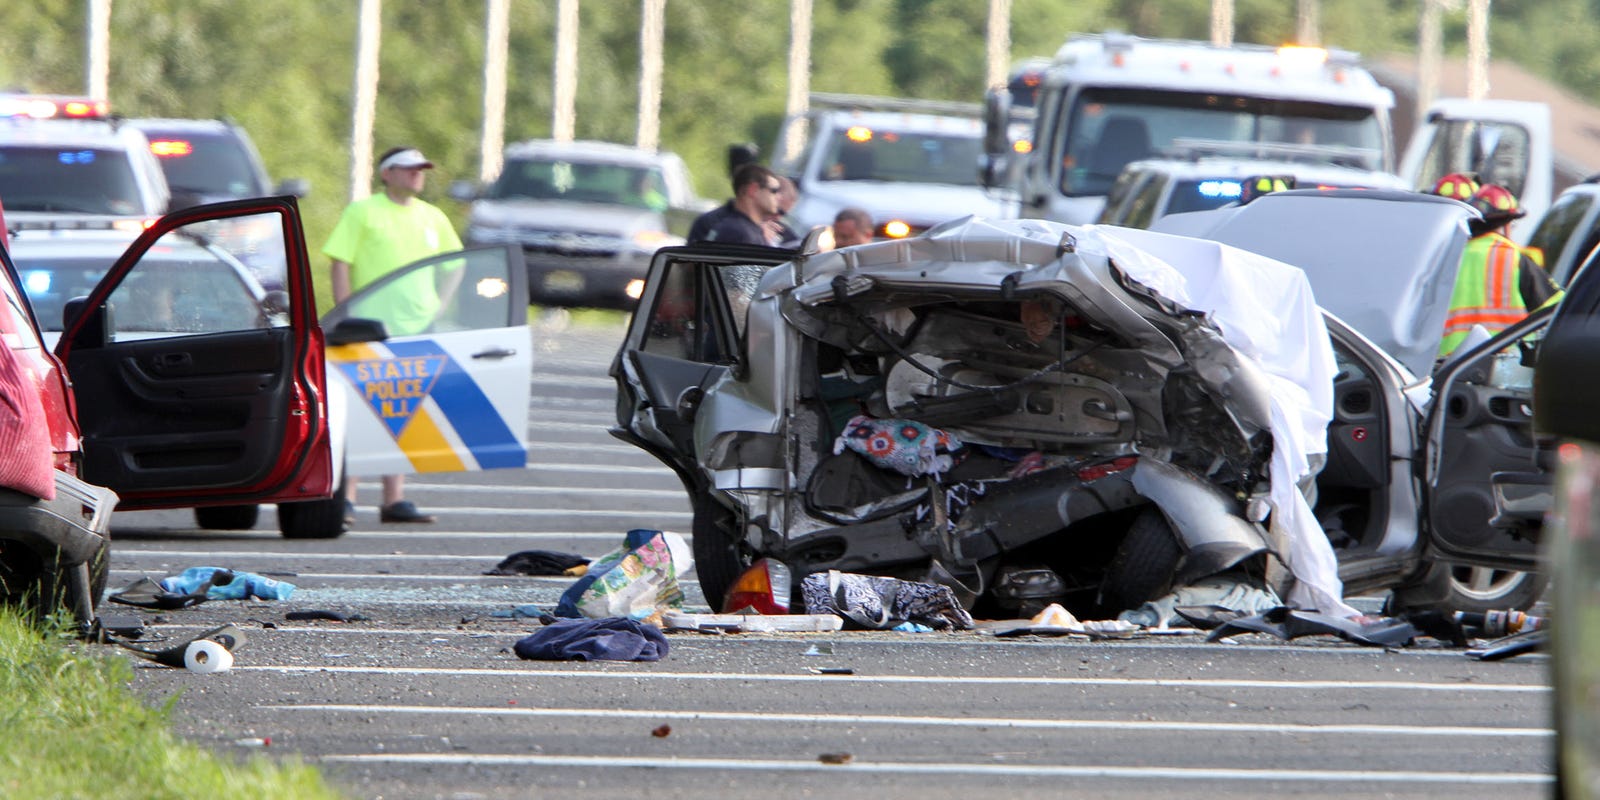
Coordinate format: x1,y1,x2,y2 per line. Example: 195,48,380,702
125,118,308,209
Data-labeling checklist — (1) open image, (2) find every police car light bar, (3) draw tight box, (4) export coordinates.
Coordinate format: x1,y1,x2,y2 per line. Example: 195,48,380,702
0,95,110,120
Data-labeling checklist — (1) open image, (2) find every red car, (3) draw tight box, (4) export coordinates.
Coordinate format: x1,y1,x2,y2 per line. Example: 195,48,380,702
0,196,332,625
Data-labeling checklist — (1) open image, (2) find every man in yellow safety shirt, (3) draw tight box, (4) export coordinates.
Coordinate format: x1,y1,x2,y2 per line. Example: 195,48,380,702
1437,182,1561,357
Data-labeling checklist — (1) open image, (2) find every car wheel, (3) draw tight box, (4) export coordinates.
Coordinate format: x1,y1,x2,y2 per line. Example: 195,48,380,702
1387,561,1548,614
194,504,261,530
691,499,746,612
1099,507,1182,615
1446,566,1547,612
279,473,350,539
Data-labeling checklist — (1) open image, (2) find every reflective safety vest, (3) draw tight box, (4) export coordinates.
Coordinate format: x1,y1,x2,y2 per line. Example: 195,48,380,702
1439,232,1529,356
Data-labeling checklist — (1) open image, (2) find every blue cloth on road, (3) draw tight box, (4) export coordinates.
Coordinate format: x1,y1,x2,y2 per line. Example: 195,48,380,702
513,617,670,662
159,567,296,600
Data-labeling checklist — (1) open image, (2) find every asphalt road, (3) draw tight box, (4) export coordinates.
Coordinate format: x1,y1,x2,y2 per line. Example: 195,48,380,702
103,310,1553,800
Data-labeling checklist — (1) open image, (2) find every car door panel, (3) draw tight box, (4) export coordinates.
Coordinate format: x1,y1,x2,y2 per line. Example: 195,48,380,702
614,246,788,476
324,245,530,478
1423,308,1553,570
57,197,331,508
70,329,295,489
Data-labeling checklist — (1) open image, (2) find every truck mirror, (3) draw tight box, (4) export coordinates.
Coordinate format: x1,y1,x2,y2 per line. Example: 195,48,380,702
983,88,1012,157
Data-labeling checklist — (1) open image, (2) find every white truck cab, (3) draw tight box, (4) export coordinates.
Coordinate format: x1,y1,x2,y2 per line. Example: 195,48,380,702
983,33,1396,225
1397,98,1553,242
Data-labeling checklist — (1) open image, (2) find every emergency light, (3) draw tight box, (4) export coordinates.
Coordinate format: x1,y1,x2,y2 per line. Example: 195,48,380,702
0,95,109,120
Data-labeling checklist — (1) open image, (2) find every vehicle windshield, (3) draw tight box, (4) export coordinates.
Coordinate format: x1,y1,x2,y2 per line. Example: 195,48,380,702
817,127,983,186
14,248,267,334
488,158,668,211
0,146,144,214
142,129,266,197
1057,88,1386,198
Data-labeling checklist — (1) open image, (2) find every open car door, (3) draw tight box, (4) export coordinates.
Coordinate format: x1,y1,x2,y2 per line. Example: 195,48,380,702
1421,306,1556,572
1399,98,1553,242
610,245,787,480
323,245,530,478
55,196,332,508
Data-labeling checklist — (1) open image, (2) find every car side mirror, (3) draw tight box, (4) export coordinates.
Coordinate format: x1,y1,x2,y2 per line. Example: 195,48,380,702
326,317,389,346
64,297,111,349
275,177,311,198
262,290,292,317
982,88,1012,157
448,180,479,203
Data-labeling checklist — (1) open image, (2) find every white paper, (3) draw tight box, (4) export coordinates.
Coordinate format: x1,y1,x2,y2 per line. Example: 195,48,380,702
184,639,234,674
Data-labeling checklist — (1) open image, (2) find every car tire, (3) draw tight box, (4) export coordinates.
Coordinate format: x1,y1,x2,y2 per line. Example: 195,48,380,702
1100,507,1182,615
1387,561,1548,614
279,473,350,539
691,499,746,613
194,504,261,530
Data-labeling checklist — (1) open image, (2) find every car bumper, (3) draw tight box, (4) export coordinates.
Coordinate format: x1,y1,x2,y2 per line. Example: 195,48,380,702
524,250,651,309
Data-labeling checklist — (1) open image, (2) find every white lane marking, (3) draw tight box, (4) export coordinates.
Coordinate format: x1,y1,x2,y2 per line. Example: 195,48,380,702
107,569,574,582
531,375,615,390
110,530,634,540
114,549,509,562
314,753,1550,784
237,665,1550,693
266,703,1552,738
529,442,650,455
391,483,683,499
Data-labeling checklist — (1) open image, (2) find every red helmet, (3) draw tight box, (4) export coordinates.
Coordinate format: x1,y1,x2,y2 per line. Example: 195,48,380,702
1431,172,1480,200
1468,183,1525,222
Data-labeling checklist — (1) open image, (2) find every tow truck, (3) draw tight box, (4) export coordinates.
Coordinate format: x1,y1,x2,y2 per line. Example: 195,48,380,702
982,34,1397,225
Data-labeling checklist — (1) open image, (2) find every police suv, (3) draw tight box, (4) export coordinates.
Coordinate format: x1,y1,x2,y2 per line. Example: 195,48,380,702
0,95,170,230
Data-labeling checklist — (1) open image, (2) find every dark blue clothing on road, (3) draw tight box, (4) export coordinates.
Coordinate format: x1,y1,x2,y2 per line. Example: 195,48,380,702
513,617,670,662
687,201,768,245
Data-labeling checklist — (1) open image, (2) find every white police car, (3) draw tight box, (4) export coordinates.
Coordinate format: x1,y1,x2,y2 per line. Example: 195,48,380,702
0,95,170,230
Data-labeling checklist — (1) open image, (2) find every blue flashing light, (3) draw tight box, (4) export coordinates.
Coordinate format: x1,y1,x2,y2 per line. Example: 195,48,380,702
57,150,95,165
1197,180,1242,199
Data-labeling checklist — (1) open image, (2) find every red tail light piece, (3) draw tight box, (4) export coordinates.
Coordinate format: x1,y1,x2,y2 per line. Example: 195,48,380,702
721,558,792,614
1076,455,1138,483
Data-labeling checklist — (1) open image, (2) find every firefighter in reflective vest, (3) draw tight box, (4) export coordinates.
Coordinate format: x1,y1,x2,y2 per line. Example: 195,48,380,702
1438,183,1561,357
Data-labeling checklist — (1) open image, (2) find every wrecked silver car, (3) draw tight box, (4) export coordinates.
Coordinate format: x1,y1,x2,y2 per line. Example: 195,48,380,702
612,203,1544,621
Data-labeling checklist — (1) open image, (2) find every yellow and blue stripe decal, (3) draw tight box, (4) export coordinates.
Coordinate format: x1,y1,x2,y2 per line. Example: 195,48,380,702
332,340,525,471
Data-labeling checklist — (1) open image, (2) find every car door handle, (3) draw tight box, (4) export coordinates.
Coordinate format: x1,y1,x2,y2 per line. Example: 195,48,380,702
472,347,517,360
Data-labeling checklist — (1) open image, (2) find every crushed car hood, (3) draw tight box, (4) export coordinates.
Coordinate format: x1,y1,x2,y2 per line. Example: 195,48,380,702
1148,189,1472,378
769,216,1349,615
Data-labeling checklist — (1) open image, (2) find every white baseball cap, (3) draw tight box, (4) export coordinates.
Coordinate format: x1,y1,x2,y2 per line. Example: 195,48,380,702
378,148,434,172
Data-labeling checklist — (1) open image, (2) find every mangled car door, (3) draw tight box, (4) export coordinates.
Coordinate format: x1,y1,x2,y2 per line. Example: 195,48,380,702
1421,307,1554,571
323,245,530,478
612,245,786,468
56,197,332,508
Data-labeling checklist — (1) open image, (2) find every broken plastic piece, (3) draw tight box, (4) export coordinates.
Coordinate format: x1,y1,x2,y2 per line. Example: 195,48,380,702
116,624,247,669
721,558,793,614
1206,607,1417,647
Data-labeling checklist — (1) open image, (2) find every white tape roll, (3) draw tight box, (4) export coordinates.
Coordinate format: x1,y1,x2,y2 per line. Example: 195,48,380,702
184,639,234,674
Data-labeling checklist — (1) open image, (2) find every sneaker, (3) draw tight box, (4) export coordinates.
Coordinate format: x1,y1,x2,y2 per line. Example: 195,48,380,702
343,500,357,526
379,500,435,524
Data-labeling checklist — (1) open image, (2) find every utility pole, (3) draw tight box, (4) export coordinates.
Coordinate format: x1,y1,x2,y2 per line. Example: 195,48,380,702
349,0,381,202
1418,0,1445,124
1466,0,1489,100
480,0,510,183
1295,0,1320,45
985,0,1011,90
552,0,579,142
1210,0,1234,47
86,0,111,99
781,0,812,165
637,0,666,153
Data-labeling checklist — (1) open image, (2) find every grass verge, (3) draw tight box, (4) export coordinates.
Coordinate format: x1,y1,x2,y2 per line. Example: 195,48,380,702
0,607,342,800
